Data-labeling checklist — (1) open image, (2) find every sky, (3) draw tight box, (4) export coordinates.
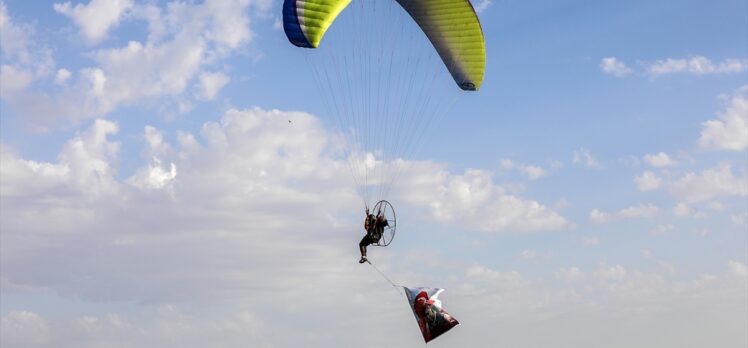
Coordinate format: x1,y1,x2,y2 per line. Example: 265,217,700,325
1,0,747,347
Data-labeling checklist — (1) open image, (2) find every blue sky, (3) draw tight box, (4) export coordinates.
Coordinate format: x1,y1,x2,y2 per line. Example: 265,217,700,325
1,0,747,347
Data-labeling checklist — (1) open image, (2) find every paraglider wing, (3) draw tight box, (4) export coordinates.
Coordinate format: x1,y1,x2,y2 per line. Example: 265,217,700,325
282,0,486,90
395,0,486,91
282,0,352,48
403,287,460,343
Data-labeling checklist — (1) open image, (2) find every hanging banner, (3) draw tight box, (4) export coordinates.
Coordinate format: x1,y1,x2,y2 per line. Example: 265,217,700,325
402,287,460,343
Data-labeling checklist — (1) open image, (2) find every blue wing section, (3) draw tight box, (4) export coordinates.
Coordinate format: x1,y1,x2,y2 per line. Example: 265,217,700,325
282,0,313,48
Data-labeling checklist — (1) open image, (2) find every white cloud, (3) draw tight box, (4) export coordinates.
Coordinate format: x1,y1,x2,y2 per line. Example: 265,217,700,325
58,119,120,195
0,64,34,93
196,71,230,100
0,147,69,198
699,86,748,151
589,209,610,223
589,203,660,223
10,0,263,127
673,202,703,218
593,264,627,280
455,262,746,348
0,107,368,322
86,38,205,114
0,106,568,309
54,68,72,85
572,147,601,169
600,56,748,78
471,0,493,13
520,165,546,180
53,0,134,44
0,2,32,63
619,203,661,218
62,308,267,347
1,311,50,347
142,125,172,158
728,260,747,278
0,3,53,96
82,67,106,97
403,167,569,232
634,170,661,191
647,56,748,77
0,108,572,344
0,109,567,328
0,118,119,198
643,152,676,167
600,57,632,77
555,266,585,282
669,164,747,203
500,159,548,180
3,104,745,347
127,157,177,190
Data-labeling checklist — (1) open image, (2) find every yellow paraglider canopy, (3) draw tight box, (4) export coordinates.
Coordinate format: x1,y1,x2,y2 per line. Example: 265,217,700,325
282,0,486,90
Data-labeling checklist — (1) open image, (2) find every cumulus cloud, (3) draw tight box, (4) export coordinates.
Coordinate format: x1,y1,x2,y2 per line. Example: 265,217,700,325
1,119,119,199
593,264,627,280
53,260,748,348
0,2,33,63
1,307,272,348
643,152,676,167
634,170,661,191
1,107,375,347
699,86,748,151
669,164,747,204
452,262,747,348
54,68,72,85
0,65,34,93
8,0,266,128
1,106,568,312
646,56,748,77
572,147,602,169
1,311,50,347
500,159,548,180
196,71,230,100
673,202,703,218
0,105,574,347
3,124,747,347
728,260,747,278
0,2,53,96
555,266,585,282
589,203,660,224
127,157,177,190
401,167,569,232
471,0,493,13
599,56,748,78
600,57,632,77
54,0,134,44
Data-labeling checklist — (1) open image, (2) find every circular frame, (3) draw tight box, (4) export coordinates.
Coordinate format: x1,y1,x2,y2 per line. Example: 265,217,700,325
371,200,396,247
